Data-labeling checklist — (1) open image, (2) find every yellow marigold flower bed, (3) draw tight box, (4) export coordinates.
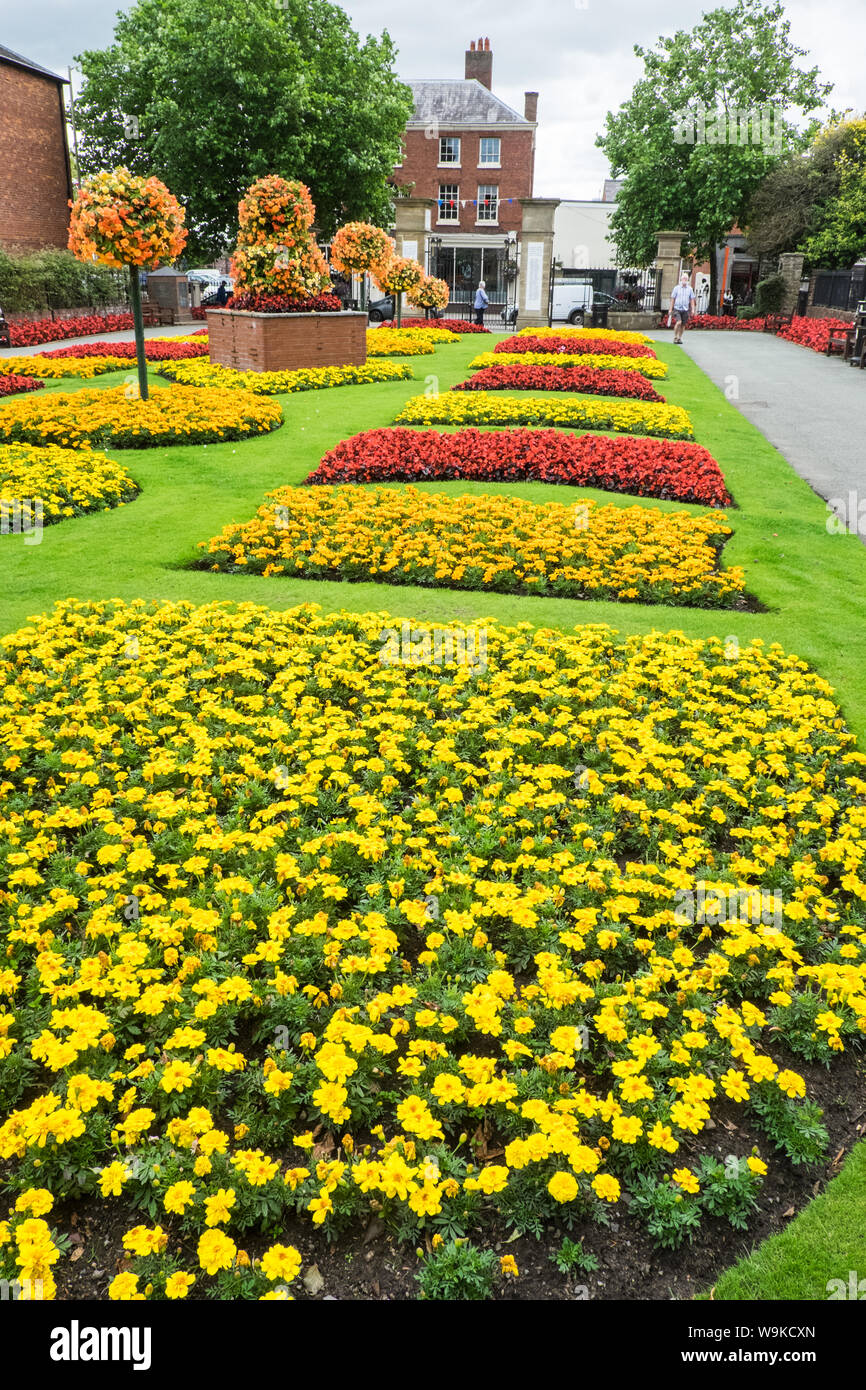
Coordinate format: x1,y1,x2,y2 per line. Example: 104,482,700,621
156,359,413,395
0,443,138,524
376,326,460,343
469,350,669,379
4,356,126,380
395,391,693,439
518,325,652,344
199,486,742,606
0,384,282,449
366,332,435,356
0,597,863,1297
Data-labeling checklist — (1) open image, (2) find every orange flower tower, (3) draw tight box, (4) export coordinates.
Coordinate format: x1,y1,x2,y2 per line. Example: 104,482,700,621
69,168,187,400
230,176,331,301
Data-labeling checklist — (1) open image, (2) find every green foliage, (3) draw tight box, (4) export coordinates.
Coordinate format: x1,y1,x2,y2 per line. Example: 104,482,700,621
736,306,762,319
748,1089,829,1165
74,0,414,262
415,1239,497,1300
629,1174,703,1249
550,1236,599,1275
755,274,786,313
0,248,127,313
596,0,832,289
747,117,866,266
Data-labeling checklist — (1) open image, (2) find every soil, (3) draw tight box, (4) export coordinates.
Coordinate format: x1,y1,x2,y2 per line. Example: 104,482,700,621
50,1046,866,1303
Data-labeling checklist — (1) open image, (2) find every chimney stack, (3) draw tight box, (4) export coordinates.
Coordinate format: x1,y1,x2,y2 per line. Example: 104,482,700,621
465,36,493,89
524,91,538,122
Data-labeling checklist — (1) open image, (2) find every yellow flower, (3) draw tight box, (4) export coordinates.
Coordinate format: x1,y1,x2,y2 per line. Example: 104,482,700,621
197,1228,237,1275
165,1271,196,1299
547,1172,578,1203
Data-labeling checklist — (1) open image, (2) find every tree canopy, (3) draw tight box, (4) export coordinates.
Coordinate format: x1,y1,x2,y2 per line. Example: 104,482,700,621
747,119,866,268
596,0,832,304
74,0,414,262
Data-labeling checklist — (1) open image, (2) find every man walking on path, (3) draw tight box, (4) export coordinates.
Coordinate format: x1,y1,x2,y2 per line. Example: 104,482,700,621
474,280,489,327
670,273,696,343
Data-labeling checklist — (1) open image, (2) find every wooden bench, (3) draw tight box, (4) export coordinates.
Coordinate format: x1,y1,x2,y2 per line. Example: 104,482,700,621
825,326,855,358
763,312,794,334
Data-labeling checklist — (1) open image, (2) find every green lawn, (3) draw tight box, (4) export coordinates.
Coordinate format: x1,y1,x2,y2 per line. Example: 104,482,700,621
1,327,865,1300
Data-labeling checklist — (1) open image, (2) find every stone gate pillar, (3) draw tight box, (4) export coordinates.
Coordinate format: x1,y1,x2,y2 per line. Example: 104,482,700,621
655,230,688,312
778,252,805,317
393,197,435,269
517,198,560,329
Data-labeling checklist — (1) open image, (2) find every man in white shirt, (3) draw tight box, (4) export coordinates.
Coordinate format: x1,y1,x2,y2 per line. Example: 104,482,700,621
669,273,697,343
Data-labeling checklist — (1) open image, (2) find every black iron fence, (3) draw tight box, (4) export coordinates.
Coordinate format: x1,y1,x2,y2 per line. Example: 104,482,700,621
812,266,866,311
557,266,661,312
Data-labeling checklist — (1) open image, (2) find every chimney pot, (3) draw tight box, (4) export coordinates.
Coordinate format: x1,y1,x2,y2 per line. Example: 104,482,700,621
524,91,538,122
465,38,493,89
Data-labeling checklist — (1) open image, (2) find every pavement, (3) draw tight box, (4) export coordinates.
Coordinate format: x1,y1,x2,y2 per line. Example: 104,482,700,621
651,328,866,519
1,322,200,357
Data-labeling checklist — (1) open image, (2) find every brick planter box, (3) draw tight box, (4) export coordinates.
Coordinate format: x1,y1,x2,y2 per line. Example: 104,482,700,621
206,309,367,372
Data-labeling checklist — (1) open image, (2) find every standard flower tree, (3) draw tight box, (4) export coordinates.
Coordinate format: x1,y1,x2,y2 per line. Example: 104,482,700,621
329,221,393,312
407,274,450,320
372,256,424,328
230,176,332,301
68,167,187,400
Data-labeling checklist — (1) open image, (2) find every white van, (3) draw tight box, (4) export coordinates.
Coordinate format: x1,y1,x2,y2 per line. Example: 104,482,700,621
551,280,595,324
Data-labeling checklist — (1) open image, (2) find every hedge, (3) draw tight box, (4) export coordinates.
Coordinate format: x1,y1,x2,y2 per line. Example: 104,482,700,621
0,248,128,314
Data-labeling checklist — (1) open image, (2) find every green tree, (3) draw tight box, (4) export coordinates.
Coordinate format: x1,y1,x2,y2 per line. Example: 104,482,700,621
745,119,866,265
74,0,413,263
596,0,831,311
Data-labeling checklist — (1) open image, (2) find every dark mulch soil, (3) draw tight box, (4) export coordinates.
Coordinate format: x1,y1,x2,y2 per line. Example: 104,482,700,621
48,1047,866,1302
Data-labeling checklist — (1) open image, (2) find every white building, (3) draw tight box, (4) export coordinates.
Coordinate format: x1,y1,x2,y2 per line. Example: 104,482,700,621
553,199,618,270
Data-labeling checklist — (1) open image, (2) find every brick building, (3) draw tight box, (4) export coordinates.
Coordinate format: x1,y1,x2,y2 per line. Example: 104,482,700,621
393,38,538,313
0,45,73,253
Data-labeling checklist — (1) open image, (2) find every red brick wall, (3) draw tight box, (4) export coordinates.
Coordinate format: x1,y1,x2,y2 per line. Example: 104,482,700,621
207,310,367,372
397,127,535,235
0,62,71,252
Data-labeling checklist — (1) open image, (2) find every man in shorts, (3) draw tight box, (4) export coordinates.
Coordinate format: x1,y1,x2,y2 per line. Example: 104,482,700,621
670,273,696,343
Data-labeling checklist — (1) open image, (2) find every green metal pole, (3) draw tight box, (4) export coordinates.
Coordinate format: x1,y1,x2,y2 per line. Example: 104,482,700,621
128,265,149,401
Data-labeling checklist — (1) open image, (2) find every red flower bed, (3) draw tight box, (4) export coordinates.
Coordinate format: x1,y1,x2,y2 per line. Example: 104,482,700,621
776,316,852,352
8,313,134,347
665,314,767,332
496,334,655,358
0,373,45,397
452,362,664,402
223,291,343,314
191,306,207,320
306,426,732,506
38,340,208,361
425,319,490,333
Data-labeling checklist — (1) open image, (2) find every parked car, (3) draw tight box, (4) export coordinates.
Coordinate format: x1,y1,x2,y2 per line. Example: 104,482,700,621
0,303,10,348
551,280,594,324
367,294,395,323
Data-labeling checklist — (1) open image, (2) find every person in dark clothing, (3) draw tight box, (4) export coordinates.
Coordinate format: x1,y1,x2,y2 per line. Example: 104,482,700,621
216,280,229,307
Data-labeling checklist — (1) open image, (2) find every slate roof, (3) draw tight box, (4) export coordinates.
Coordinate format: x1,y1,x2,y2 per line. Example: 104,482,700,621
0,43,67,82
407,79,530,126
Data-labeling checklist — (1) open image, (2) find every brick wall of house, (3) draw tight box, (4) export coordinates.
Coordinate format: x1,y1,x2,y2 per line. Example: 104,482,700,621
0,62,72,252
397,127,535,236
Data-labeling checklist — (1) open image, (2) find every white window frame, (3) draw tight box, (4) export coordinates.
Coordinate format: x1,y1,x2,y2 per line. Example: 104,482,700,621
476,184,499,224
437,184,460,223
478,137,501,168
438,136,461,168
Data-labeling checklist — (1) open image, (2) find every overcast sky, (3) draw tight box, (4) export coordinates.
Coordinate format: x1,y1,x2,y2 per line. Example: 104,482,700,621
4,0,860,199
